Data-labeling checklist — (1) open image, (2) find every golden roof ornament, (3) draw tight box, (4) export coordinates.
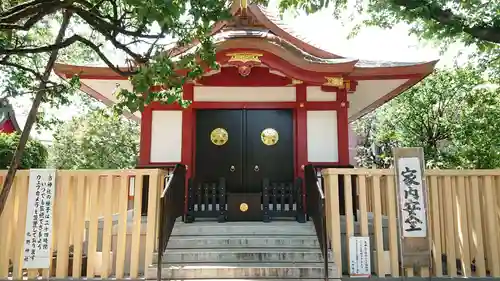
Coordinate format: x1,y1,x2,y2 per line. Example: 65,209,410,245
228,0,264,27
240,0,248,10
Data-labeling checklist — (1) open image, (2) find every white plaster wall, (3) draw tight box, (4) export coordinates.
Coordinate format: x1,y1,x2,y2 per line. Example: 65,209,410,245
306,86,336,101
81,79,133,102
150,110,182,163
81,79,140,119
348,79,408,120
193,86,296,102
307,111,338,162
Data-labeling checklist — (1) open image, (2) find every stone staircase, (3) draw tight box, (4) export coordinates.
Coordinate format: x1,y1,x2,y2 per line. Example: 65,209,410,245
148,221,338,280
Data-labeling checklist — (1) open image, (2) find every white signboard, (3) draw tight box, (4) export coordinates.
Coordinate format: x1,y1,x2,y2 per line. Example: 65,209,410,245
23,169,56,269
397,157,427,237
349,236,371,277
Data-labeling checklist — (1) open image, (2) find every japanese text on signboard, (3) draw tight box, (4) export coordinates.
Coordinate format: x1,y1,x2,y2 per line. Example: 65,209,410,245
23,169,56,269
397,157,427,237
349,236,371,277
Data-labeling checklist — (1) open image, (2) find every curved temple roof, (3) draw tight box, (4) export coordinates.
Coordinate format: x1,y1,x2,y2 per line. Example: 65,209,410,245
54,1,438,121
168,3,343,60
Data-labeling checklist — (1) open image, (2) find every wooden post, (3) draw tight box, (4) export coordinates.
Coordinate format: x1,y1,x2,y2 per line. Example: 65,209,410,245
393,147,431,271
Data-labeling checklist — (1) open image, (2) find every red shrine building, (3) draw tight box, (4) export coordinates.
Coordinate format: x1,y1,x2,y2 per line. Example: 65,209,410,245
55,2,436,222
0,100,21,134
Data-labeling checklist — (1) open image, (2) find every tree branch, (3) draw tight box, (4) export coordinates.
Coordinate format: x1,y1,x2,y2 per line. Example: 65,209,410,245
0,35,80,55
0,33,136,76
73,35,137,76
0,8,54,31
145,29,166,58
0,0,60,24
0,59,46,81
0,8,72,216
69,5,163,39
0,0,52,19
394,0,500,44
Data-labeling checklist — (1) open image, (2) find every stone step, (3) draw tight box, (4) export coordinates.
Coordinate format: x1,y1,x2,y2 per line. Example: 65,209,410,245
147,262,339,279
155,248,334,263
167,234,320,249
147,278,340,281
172,221,316,236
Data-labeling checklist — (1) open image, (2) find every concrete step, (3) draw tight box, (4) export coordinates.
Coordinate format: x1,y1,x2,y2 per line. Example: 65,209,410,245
167,234,320,249
172,221,315,236
147,262,339,279
146,278,341,281
155,248,334,263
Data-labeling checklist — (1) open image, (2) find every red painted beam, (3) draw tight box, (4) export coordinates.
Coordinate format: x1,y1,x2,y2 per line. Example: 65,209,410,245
197,67,292,86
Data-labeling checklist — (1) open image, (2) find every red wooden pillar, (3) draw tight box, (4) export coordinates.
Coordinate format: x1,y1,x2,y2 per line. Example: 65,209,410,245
295,84,308,211
337,88,350,165
295,84,308,178
182,83,194,213
139,106,152,166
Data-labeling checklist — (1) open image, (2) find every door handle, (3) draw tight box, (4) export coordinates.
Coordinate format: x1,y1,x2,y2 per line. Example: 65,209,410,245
230,165,235,172
254,165,259,172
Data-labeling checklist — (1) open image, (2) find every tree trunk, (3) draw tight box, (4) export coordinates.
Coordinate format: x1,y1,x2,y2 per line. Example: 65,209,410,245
0,11,73,216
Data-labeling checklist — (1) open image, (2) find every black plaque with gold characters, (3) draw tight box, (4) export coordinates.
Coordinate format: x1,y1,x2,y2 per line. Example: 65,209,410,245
226,193,262,221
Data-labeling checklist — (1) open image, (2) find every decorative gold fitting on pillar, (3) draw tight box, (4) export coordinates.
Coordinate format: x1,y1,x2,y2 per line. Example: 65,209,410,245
324,76,344,88
344,80,351,90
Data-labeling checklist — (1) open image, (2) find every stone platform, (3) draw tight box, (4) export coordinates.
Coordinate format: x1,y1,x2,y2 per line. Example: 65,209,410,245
148,221,337,280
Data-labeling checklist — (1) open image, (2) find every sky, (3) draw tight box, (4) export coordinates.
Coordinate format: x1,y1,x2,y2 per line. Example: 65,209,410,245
11,1,473,143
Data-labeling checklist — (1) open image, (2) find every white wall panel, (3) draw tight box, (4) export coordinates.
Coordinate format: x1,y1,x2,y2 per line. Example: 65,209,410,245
307,110,338,162
193,86,296,102
348,79,408,119
306,86,336,101
150,110,182,163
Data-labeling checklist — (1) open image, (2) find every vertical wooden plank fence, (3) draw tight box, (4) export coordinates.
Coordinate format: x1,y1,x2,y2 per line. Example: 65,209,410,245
322,168,500,277
0,169,167,279
2,168,500,278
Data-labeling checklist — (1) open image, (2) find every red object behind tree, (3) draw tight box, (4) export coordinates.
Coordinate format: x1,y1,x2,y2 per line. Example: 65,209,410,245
0,101,21,134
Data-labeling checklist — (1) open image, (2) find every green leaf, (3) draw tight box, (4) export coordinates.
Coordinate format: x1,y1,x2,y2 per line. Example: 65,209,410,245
48,110,140,169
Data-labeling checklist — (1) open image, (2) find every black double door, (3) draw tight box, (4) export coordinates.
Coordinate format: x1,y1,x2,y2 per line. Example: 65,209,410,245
195,109,294,193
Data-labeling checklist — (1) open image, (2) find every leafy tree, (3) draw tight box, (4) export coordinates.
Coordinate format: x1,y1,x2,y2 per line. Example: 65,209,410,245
351,110,395,169
277,0,499,167
352,67,500,169
279,0,500,78
449,84,500,169
0,133,47,169
0,0,233,214
49,110,139,169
